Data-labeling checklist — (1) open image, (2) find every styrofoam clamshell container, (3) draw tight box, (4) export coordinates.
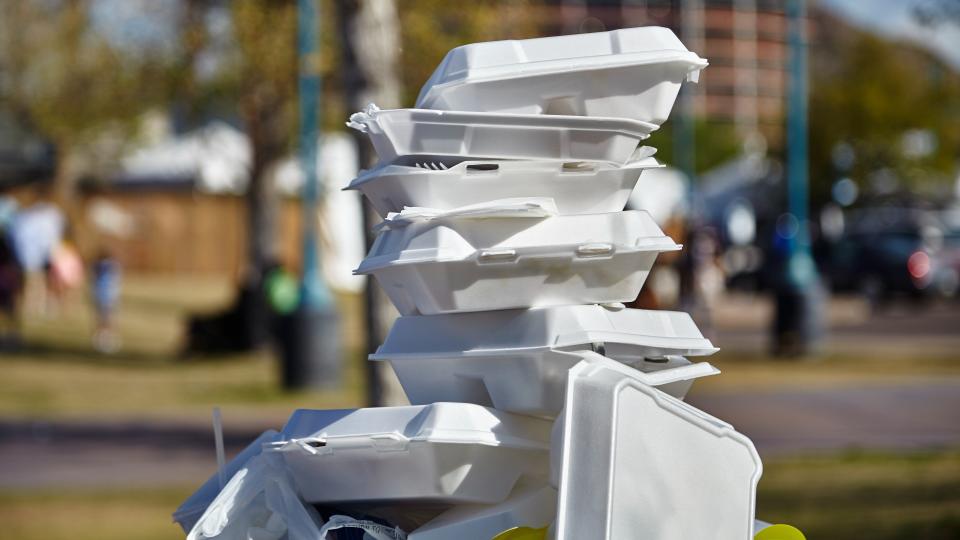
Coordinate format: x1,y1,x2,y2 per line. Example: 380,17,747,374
347,104,657,166
346,153,662,218
416,26,707,126
267,404,551,505
409,480,556,540
553,353,762,540
372,304,719,416
355,209,680,315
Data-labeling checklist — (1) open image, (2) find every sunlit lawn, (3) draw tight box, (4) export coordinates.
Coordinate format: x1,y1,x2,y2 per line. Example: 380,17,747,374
3,274,958,421
0,274,367,422
758,450,960,540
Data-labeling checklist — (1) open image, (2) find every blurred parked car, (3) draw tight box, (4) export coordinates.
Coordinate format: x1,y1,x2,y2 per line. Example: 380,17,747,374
828,206,959,303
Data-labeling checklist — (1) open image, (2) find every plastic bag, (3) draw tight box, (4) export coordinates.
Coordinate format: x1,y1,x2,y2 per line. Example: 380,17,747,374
319,515,407,540
187,453,325,540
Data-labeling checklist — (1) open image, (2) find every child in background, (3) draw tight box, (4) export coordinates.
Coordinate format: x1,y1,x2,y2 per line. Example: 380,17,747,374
92,250,121,353
46,239,85,315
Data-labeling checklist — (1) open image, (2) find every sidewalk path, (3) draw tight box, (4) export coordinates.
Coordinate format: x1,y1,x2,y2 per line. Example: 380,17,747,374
0,419,270,489
687,380,960,456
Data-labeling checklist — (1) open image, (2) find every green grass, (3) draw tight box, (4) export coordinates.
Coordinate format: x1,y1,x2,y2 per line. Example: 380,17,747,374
0,487,190,540
0,274,367,422
758,450,960,539
1,450,957,540
4,273,958,420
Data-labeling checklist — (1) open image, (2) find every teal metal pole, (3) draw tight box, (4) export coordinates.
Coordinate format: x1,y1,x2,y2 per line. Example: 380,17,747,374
298,0,331,308
773,0,823,357
786,0,814,286
282,0,340,390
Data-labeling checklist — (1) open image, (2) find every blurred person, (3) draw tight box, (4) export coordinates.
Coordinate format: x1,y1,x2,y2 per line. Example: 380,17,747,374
679,227,726,339
7,200,65,316
91,249,121,353
0,232,24,349
44,235,85,315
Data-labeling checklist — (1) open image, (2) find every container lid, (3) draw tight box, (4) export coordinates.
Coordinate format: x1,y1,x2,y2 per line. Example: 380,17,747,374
346,152,662,192
416,26,707,108
348,105,658,138
355,207,680,274
555,353,762,539
275,403,552,452
372,304,717,361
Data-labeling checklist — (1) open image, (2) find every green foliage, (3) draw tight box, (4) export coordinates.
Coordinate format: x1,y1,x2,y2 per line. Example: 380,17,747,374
397,0,543,107
808,28,960,203
1,0,171,186
644,119,743,177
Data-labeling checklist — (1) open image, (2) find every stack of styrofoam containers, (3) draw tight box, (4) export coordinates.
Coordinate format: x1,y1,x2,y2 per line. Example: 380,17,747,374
175,27,766,540
344,26,762,539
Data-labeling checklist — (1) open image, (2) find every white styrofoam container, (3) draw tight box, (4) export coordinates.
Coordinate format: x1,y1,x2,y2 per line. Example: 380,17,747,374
172,430,280,533
346,153,662,218
355,210,680,315
416,26,707,125
347,104,657,166
553,353,762,540
372,304,719,416
268,404,551,504
385,349,715,418
409,480,556,540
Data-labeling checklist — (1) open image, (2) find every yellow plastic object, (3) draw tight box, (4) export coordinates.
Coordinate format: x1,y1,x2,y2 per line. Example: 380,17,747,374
492,526,548,540
755,524,806,540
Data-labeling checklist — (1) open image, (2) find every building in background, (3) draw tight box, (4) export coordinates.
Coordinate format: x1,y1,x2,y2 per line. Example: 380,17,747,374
541,0,792,150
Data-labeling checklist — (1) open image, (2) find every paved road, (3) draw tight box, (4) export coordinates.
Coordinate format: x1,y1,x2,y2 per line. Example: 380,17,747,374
2,379,959,489
687,380,960,456
0,419,266,489
710,295,960,357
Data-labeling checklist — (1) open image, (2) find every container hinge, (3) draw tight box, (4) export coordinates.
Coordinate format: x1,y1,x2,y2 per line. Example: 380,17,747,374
576,243,614,257
369,434,410,453
478,249,518,264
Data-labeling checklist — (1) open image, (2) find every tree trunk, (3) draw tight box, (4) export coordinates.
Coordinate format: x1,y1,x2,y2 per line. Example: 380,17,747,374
337,0,404,406
239,91,285,349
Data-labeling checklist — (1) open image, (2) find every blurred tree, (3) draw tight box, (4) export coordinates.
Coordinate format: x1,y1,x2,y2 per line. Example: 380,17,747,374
230,0,297,286
0,0,168,205
645,119,742,176
397,0,544,106
914,0,960,27
808,12,960,205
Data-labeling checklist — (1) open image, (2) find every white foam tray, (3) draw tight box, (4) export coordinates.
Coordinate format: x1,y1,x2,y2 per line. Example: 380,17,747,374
268,404,551,504
347,104,656,166
553,353,762,540
409,480,556,540
417,26,707,125
355,209,680,315
373,304,718,416
347,153,661,218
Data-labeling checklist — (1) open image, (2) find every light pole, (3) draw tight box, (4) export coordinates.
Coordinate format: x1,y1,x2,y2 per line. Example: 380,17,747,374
281,0,340,389
773,0,824,356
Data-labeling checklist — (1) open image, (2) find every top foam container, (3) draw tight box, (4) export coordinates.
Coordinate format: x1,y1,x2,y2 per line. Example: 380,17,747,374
416,26,707,125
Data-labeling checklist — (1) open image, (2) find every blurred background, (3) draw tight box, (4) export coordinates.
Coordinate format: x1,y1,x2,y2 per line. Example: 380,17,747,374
0,0,958,538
